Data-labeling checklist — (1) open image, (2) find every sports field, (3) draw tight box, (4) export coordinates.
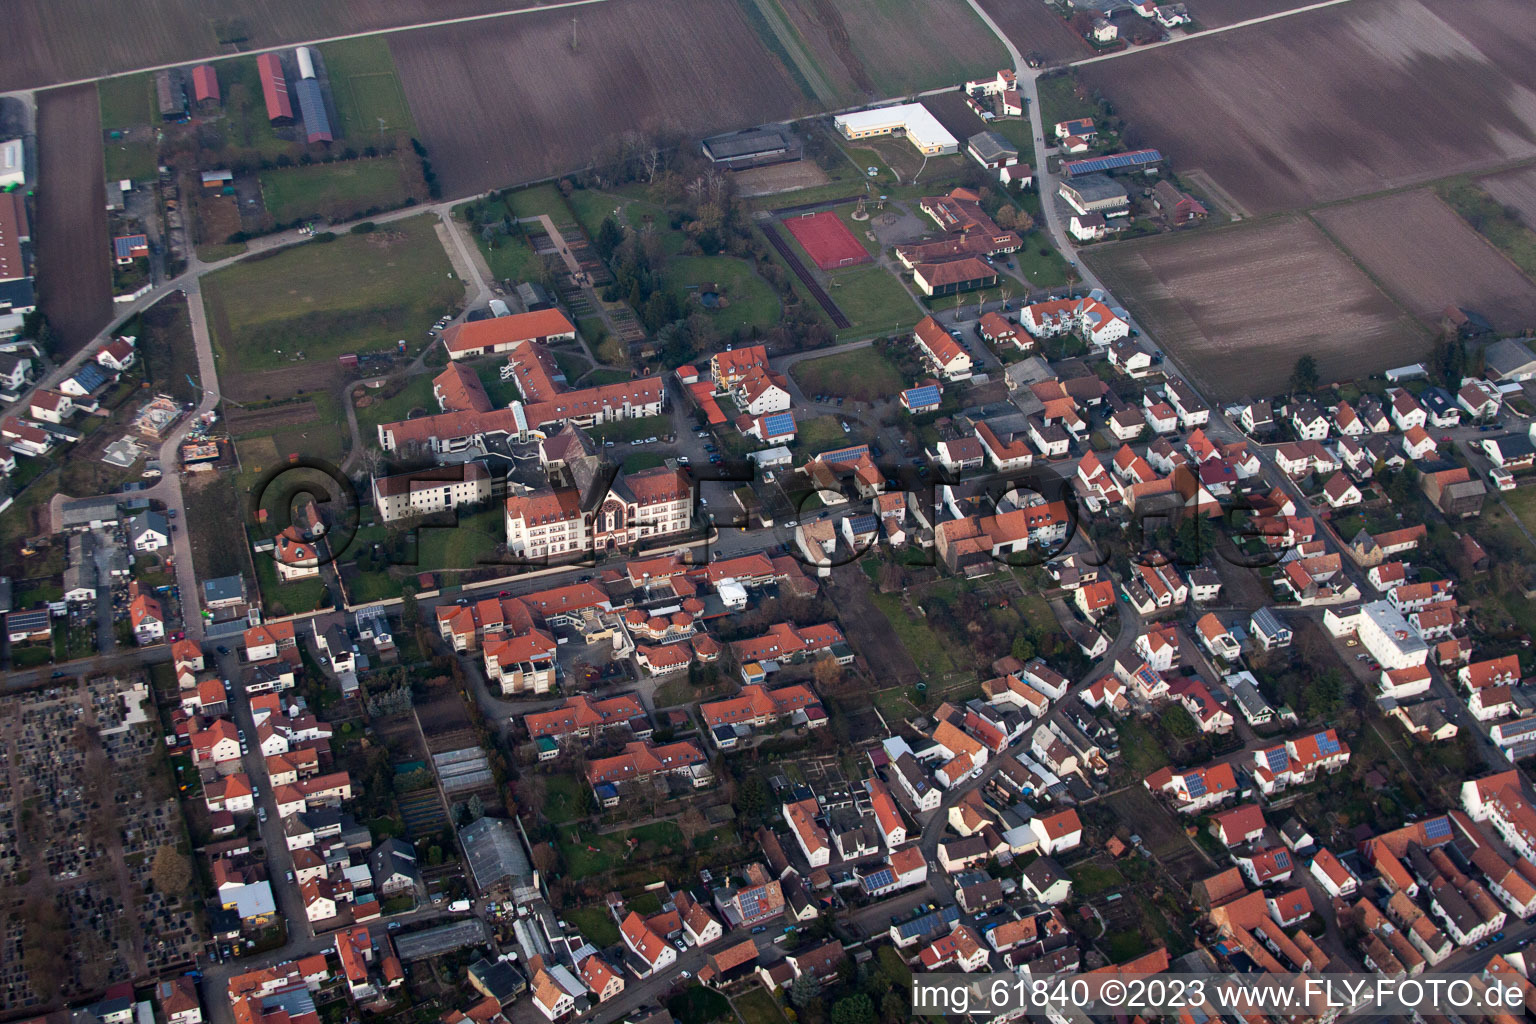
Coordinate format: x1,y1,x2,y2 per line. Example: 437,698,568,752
783,210,871,270
202,215,460,398
320,36,417,138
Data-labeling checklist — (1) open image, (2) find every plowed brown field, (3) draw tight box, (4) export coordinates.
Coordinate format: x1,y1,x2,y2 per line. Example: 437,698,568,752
0,0,542,92
1481,165,1536,228
390,0,813,198
1084,217,1426,400
1078,0,1536,215
1313,190,1536,332
34,85,113,357
976,0,1090,65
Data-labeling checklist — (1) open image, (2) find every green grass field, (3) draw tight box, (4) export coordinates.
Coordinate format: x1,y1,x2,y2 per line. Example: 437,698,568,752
258,157,415,224
98,73,154,130
870,591,956,680
104,136,158,182
667,255,781,334
416,505,504,569
320,37,417,138
587,414,671,445
796,415,850,453
542,773,590,824
253,554,328,618
354,375,436,434
203,215,460,372
557,821,686,878
825,263,921,337
508,183,571,221
792,345,905,402
1037,73,1102,134
566,906,620,947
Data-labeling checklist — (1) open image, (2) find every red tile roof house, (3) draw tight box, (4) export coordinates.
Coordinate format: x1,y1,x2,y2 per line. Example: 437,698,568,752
912,315,974,378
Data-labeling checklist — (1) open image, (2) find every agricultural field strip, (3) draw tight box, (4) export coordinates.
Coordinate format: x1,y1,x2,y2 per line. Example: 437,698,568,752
15,0,614,94
1071,0,1361,66
1074,0,1536,217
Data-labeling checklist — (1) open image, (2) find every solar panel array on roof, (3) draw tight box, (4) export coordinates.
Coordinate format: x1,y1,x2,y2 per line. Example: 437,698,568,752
846,514,879,535
904,385,941,407
1315,732,1341,756
897,905,960,940
1062,149,1164,177
1184,772,1206,798
861,868,894,891
761,412,796,436
1422,816,1452,842
738,886,770,919
821,444,871,464
1263,747,1290,773
1274,850,1291,870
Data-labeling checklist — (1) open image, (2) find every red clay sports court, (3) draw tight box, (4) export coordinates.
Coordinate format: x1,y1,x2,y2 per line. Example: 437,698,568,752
783,210,871,270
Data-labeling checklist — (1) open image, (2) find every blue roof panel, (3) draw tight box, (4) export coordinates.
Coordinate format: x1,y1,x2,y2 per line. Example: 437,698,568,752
1063,149,1163,177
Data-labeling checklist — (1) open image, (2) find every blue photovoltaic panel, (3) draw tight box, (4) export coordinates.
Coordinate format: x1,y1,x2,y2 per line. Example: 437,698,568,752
1263,748,1290,773
905,385,941,407
1423,817,1452,841
762,412,796,435
821,444,871,464
1316,732,1341,756
863,869,894,890
1275,851,1291,870
1063,149,1163,177
1185,772,1207,798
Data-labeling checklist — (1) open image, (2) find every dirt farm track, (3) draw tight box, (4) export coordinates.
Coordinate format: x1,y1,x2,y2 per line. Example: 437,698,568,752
1078,0,1536,217
388,0,817,199
33,85,113,357
1084,217,1427,402
1313,190,1536,333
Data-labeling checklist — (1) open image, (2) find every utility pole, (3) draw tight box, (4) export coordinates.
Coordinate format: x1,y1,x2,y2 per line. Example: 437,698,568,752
571,16,579,51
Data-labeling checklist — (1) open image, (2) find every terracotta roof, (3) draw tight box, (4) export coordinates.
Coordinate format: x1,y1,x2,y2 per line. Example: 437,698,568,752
442,309,574,353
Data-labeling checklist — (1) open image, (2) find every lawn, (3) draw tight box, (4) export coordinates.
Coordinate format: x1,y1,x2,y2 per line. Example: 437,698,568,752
556,821,686,879
1501,486,1536,538
459,198,544,284
666,255,781,335
733,987,789,1024
415,505,504,570
792,346,905,402
587,414,671,445
253,555,329,619
669,987,734,1024
543,773,589,824
1013,242,1073,290
508,183,571,221
320,36,417,138
1070,860,1126,896
869,591,956,680
202,215,461,372
258,156,416,224
104,136,158,183
98,73,153,130
622,452,669,472
823,263,921,338
566,906,620,948
354,374,438,435
795,415,851,454
1036,73,1101,135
